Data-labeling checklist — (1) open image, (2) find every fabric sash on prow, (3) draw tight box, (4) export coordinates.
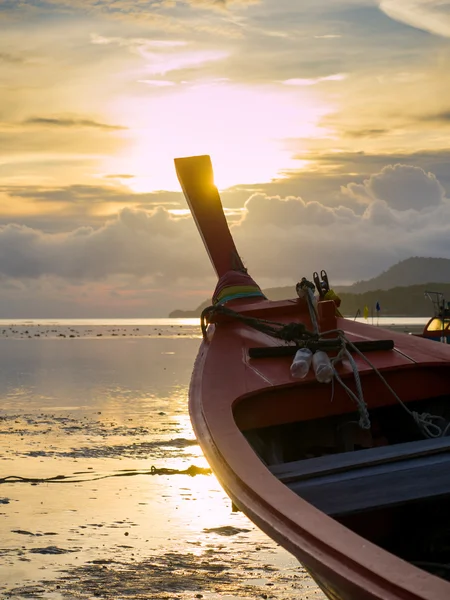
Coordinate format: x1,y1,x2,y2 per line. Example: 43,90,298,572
174,155,266,305
212,269,265,305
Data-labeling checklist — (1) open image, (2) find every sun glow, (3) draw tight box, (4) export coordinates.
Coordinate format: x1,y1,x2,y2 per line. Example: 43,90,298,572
106,83,332,192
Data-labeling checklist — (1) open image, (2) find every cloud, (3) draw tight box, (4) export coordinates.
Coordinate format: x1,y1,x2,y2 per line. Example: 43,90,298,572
0,207,208,281
187,0,260,7
0,185,184,236
0,164,449,314
143,50,229,75
369,165,445,210
0,112,128,167
379,0,450,37
0,195,362,288
90,35,187,49
313,34,342,39
417,110,450,123
89,33,229,75
217,149,450,218
361,199,402,227
22,117,127,131
138,79,176,86
230,168,450,285
90,32,231,75
344,128,389,138
0,51,25,64
0,184,180,208
341,164,445,211
282,73,347,86
1,0,259,20
240,193,347,228
0,133,125,161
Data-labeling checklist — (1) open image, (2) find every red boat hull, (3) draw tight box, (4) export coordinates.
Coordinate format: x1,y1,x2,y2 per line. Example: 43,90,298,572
189,300,450,600
176,155,450,600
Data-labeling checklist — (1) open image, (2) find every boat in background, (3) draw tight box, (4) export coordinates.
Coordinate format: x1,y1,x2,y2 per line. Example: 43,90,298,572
422,291,450,343
175,154,450,600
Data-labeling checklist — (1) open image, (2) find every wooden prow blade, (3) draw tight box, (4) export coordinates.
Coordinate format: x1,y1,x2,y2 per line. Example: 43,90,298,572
174,155,245,279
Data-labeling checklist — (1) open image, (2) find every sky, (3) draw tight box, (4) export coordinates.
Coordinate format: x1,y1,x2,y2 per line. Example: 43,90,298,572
1,0,450,316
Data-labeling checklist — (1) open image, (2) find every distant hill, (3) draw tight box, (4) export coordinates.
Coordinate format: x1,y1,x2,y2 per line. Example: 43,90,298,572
169,257,450,317
170,300,211,319
337,284,450,318
338,257,450,294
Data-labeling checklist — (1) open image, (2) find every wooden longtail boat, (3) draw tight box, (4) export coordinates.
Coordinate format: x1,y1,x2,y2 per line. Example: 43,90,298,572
422,292,450,343
175,154,450,600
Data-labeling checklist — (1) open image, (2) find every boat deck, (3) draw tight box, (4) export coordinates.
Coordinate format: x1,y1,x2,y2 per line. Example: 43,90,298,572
269,436,450,516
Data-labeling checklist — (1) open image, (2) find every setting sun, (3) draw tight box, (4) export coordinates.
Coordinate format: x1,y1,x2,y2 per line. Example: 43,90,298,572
106,83,331,191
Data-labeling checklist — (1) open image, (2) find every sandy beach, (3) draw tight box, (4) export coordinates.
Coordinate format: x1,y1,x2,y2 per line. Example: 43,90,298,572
0,323,325,600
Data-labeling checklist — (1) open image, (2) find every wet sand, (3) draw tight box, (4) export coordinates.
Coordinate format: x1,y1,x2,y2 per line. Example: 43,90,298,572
0,329,325,600
0,322,202,341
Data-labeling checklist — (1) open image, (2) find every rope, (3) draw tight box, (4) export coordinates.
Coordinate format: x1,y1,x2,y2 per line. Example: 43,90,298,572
0,465,212,485
200,304,317,344
331,338,371,430
306,288,319,335
329,329,449,439
296,277,319,335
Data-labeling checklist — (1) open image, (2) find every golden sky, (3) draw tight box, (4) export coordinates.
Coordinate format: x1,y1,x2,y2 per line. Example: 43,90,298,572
1,0,450,316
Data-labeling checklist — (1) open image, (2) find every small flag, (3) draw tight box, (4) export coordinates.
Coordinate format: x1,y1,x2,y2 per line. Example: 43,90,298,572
376,301,381,313
363,306,369,320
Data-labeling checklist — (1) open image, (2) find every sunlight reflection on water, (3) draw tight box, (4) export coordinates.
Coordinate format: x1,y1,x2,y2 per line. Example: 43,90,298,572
0,331,323,599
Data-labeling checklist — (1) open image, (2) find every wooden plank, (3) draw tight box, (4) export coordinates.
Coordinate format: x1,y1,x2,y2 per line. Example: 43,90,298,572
249,339,394,358
269,436,450,483
174,155,245,278
286,452,450,516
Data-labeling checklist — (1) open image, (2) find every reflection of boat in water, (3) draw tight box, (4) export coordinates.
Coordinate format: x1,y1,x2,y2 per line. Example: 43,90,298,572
175,154,450,600
422,291,450,343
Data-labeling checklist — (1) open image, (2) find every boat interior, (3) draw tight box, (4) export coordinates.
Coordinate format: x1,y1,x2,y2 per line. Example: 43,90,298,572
240,385,450,582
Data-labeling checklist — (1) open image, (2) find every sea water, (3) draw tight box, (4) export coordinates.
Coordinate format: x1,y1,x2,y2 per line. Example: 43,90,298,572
0,320,325,600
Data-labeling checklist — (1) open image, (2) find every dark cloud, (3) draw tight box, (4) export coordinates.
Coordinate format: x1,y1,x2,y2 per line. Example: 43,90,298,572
301,149,450,197
23,117,126,130
342,164,445,211
220,149,450,210
233,185,450,285
2,184,131,204
344,128,389,138
0,164,449,314
0,130,125,157
303,149,450,170
0,207,209,281
417,111,450,123
0,0,257,20
1,184,182,207
0,51,25,64
0,184,184,234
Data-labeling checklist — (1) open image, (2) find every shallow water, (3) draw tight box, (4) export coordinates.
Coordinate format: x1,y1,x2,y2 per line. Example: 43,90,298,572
0,329,326,599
